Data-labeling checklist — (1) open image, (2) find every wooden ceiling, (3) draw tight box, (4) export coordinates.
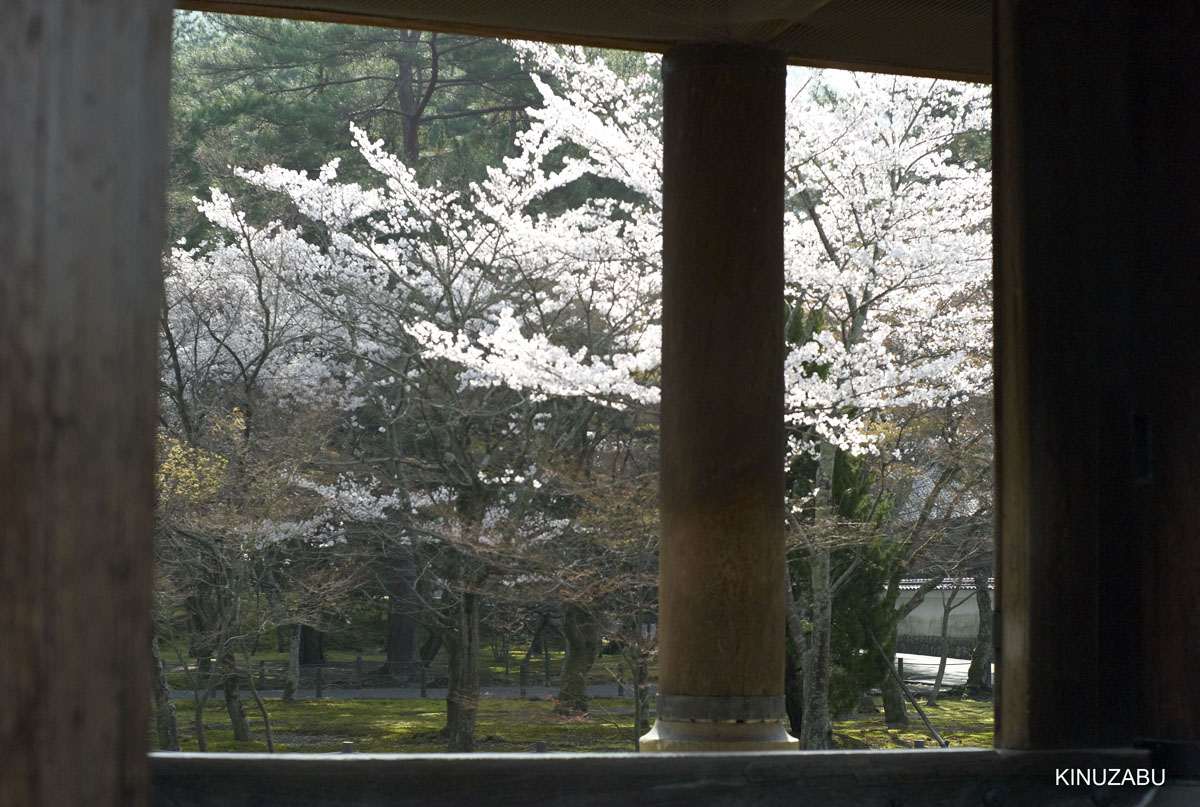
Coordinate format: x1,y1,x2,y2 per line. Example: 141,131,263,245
179,0,992,82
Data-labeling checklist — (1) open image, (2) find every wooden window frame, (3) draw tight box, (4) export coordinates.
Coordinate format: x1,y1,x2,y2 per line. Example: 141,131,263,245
5,1,1199,806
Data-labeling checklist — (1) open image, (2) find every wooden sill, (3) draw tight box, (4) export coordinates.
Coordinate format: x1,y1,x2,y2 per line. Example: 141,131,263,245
151,747,1175,806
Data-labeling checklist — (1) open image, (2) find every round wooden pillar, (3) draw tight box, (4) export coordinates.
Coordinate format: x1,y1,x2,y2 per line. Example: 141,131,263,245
640,43,795,751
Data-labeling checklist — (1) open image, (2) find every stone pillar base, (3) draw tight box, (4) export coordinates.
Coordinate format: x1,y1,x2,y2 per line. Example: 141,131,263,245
639,719,798,752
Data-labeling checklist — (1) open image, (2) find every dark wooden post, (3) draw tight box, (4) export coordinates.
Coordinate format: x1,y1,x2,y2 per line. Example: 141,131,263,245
0,1,171,804
636,659,651,736
641,43,795,751
995,1,1200,753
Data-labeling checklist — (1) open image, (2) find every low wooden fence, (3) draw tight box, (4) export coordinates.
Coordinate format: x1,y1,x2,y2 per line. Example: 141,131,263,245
165,656,648,698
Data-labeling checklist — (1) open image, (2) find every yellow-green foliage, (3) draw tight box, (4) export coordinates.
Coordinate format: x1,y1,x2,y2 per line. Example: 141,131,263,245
210,407,247,443
157,436,228,504
157,409,255,507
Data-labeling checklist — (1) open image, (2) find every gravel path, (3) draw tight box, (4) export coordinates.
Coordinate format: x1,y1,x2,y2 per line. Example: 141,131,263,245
896,653,993,689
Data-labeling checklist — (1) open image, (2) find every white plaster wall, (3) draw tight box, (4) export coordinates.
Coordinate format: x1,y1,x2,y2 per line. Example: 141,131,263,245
896,589,992,638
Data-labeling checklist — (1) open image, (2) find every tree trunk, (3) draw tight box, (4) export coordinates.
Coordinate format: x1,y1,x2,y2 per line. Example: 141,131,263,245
784,612,805,738
298,624,324,665
966,572,993,697
394,40,422,165
282,623,301,703
800,544,833,750
796,441,838,750
194,673,217,753
633,655,651,750
882,660,909,726
522,617,547,686
927,589,963,707
885,573,945,722
186,595,214,673
420,631,443,666
151,635,181,751
244,655,275,753
557,603,600,714
384,546,422,680
220,650,251,742
444,592,480,752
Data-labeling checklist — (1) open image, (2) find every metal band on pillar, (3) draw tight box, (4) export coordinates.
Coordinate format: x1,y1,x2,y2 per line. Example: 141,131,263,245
657,695,787,724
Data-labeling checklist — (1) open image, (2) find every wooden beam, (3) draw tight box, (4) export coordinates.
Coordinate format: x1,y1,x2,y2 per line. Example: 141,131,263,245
1125,11,1200,746
0,1,172,805
994,0,1200,748
151,749,1171,806
175,1,992,82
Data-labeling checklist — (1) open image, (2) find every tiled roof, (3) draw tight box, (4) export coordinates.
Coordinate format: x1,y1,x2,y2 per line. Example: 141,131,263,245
898,577,994,591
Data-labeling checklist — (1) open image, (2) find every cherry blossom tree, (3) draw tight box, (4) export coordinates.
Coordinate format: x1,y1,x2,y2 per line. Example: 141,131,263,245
166,81,658,743
157,193,402,749
407,49,990,460
161,43,990,752
779,71,991,748
406,52,990,748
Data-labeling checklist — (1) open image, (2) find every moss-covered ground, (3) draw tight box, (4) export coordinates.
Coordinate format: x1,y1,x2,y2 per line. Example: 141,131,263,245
171,692,992,753
832,695,994,749
176,697,647,753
